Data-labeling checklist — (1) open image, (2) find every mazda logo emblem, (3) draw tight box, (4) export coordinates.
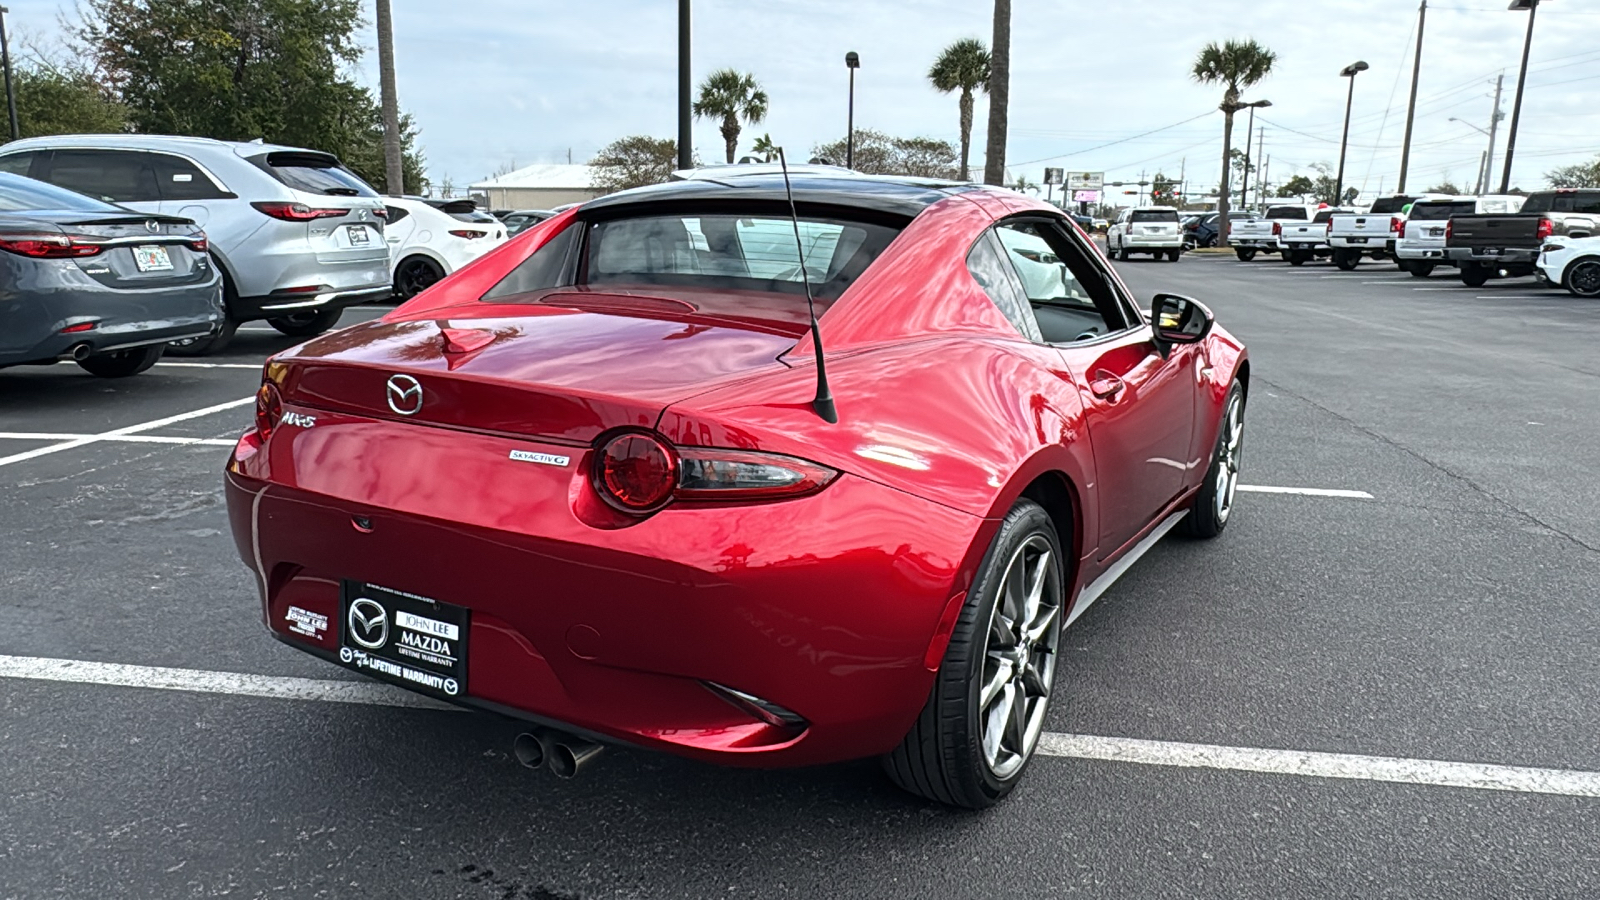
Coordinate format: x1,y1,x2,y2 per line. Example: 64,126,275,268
348,598,388,650
386,374,423,415
144,220,160,234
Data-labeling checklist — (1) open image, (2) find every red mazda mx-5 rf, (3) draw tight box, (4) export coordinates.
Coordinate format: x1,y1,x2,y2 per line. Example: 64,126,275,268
225,167,1248,808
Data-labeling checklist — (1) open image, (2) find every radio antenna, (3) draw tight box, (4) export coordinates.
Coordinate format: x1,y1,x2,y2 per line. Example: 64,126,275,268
776,147,837,424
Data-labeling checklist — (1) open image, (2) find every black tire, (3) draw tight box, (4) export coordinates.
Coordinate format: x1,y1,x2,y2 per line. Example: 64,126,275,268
1460,265,1491,288
1203,235,1218,248
267,309,342,337
1235,248,1257,262
76,344,164,378
1288,251,1308,267
884,498,1065,809
394,255,446,300
1407,261,1435,278
1167,250,1181,262
169,260,238,356
1333,249,1360,271
1183,382,1245,539
1565,258,1600,298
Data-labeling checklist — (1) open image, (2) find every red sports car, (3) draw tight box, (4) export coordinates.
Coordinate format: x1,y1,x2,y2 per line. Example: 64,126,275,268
225,169,1248,808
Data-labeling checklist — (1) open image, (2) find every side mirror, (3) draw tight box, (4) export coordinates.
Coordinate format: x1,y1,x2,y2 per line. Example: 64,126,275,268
1150,293,1214,356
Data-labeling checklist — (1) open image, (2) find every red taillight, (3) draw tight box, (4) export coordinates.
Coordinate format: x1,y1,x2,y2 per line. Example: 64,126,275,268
0,233,105,258
1399,220,1408,239
1326,220,1333,234
251,202,349,222
1272,222,1281,236
255,382,283,442
448,229,487,239
189,235,209,253
1536,217,1554,241
596,433,678,512
1390,216,1402,233
371,207,388,220
60,321,96,334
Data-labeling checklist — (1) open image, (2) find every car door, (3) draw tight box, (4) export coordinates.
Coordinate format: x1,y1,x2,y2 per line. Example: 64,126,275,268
150,153,234,233
992,218,1197,558
37,149,163,211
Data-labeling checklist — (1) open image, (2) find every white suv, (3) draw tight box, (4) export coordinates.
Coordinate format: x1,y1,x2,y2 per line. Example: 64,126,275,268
1106,207,1183,261
0,135,392,353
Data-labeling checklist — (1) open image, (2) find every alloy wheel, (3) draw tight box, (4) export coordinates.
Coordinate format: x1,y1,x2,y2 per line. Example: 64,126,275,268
978,534,1062,780
1569,260,1600,297
1215,395,1244,522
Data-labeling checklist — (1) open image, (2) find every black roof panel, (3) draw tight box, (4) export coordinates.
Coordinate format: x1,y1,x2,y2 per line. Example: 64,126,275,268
581,173,981,219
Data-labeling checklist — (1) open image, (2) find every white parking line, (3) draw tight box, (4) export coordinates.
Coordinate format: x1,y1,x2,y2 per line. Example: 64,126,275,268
0,396,253,467
156,362,264,370
1237,485,1374,499
4,652,1596,798
0,432,237,447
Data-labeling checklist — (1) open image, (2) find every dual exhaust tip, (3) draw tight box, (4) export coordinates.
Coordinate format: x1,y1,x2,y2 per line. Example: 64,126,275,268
513,728,603,779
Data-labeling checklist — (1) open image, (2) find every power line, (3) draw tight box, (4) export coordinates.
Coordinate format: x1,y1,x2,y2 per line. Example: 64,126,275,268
1011,111,1216,166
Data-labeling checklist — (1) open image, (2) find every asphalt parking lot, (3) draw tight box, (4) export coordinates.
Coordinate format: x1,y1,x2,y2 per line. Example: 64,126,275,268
4,255,1598,898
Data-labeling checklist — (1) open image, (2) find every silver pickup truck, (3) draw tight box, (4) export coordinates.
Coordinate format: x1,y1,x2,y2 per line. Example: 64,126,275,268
1229,203,1323,261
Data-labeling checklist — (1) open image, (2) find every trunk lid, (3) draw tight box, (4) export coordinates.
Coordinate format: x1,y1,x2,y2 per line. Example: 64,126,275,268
274,290,804,444
1,210,211,290
1446,214,1543,250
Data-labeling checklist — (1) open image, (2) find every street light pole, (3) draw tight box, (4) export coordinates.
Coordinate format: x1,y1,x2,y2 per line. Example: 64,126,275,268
677,0,692,170
1500,0,1542,193
1240,100,1270,210
845,51,859,170
0,6,16,142
1335,60,1369,206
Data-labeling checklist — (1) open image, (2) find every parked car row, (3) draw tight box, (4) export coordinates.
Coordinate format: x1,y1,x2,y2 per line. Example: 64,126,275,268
1225,188,1600,297
0,134,513,373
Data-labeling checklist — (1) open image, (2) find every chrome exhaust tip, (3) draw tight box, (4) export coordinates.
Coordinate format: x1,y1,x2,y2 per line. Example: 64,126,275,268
70,343,93,361
512,731,548,770
548,737,604,779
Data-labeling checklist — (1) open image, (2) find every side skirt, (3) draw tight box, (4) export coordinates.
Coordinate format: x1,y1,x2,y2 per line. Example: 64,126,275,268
1064,510,1188,629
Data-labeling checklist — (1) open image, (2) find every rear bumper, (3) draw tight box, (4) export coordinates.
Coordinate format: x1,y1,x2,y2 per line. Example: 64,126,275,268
1123,237,1183,250
0,273,224,367
223,420,988,767
1395,243,1448,260
233,285,393,321
1328,236,1394,252
1445,247,1539,265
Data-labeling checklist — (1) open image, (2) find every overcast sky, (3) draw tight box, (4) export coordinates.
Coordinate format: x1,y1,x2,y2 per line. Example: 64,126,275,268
7,0,1598,198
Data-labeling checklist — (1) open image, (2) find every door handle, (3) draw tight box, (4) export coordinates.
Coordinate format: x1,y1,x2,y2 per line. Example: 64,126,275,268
1090,371,1125,399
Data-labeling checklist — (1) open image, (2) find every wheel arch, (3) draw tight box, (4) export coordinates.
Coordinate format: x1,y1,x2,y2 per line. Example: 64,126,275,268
1017,470,1084,590
1561,254,1600,291
392,249,451,279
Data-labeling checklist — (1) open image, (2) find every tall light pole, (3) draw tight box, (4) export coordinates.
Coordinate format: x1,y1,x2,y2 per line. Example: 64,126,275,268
1334,60,1369,206
677,0,692,170
1240,99,1270,210
844,51,859,170
1500,0,1544,193
1,5,21,142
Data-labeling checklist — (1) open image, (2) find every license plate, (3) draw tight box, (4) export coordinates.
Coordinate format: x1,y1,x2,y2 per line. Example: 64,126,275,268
132,245,173,272
346,224,371,246
339,581,467,699
1348,237,1368,244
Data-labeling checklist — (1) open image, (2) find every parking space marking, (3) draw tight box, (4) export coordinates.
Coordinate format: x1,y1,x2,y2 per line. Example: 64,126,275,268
6,651,1598,798
1237,485,1374,499
1036,733,1600,799
0,432,237,447
156,362,264,370
0,396,253,467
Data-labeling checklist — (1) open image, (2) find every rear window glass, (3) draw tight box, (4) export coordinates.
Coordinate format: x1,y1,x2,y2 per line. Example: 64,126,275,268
1266,206,1308,220
1409,202,1475,221
1369,197,1416,214
257,153,378,197
1131,210,1177,223
1313,210,1339,223
1522,192,1600,215
582,213,901,300
0,172,122,212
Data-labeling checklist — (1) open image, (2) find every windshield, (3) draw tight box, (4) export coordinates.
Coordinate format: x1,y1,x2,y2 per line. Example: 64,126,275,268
1409,202,1475,221
583,213,901,300
1266,206,1308,220
0,172,123,213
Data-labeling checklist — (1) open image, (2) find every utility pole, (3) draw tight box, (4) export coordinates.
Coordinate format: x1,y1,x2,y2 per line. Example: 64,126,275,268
1397,0,1427,192
0,6,17,142
1500,0,1540,193
375,0,404,194
1476,151,1488,195
1485,72,1504,194
1253,126,1264,212
677,0,692,170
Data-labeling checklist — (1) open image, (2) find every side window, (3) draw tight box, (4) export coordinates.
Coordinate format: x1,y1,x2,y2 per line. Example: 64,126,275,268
966,230,1043,342
0,152,34,176
1574,194,1600,215
44,150,161,203
385,205,410,223
995,219,1134,344
151,155,232,201
481,223,579,300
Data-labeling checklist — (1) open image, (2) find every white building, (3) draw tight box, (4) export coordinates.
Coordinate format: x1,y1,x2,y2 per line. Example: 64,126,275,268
469,164,603,210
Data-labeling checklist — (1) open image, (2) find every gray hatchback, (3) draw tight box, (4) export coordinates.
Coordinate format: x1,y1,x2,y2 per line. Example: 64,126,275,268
0,173,223,377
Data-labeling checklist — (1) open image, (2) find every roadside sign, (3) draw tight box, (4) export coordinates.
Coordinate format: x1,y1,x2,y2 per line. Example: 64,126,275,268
1043,167,1064,185
1073,190,1100,203
1066,171,1104,191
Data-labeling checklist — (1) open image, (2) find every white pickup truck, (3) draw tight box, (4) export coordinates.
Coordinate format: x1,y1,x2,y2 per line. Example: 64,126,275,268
1280,208,1351,266
1229,203,1324,261
1326,195,1447,270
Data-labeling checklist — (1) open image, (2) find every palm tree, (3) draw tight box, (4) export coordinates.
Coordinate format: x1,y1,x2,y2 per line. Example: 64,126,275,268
375,0,404,193
1192,39,1277,246
983,0,1011,185
751,133,777,163
693,69,769,164
929,39,990,182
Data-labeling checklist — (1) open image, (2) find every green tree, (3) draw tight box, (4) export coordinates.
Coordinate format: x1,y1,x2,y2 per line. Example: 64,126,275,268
1546,155,1600,189
76,0,425,193
1276,175,1315,199
751,133,777,163
983,0,1011,185
590,136,683,193
10,63,129,138
1150,172,1180,206
1192,39,1277,245
811,130,958,179
928,38,989,182
1425,180,1466,195
693,69,768,164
